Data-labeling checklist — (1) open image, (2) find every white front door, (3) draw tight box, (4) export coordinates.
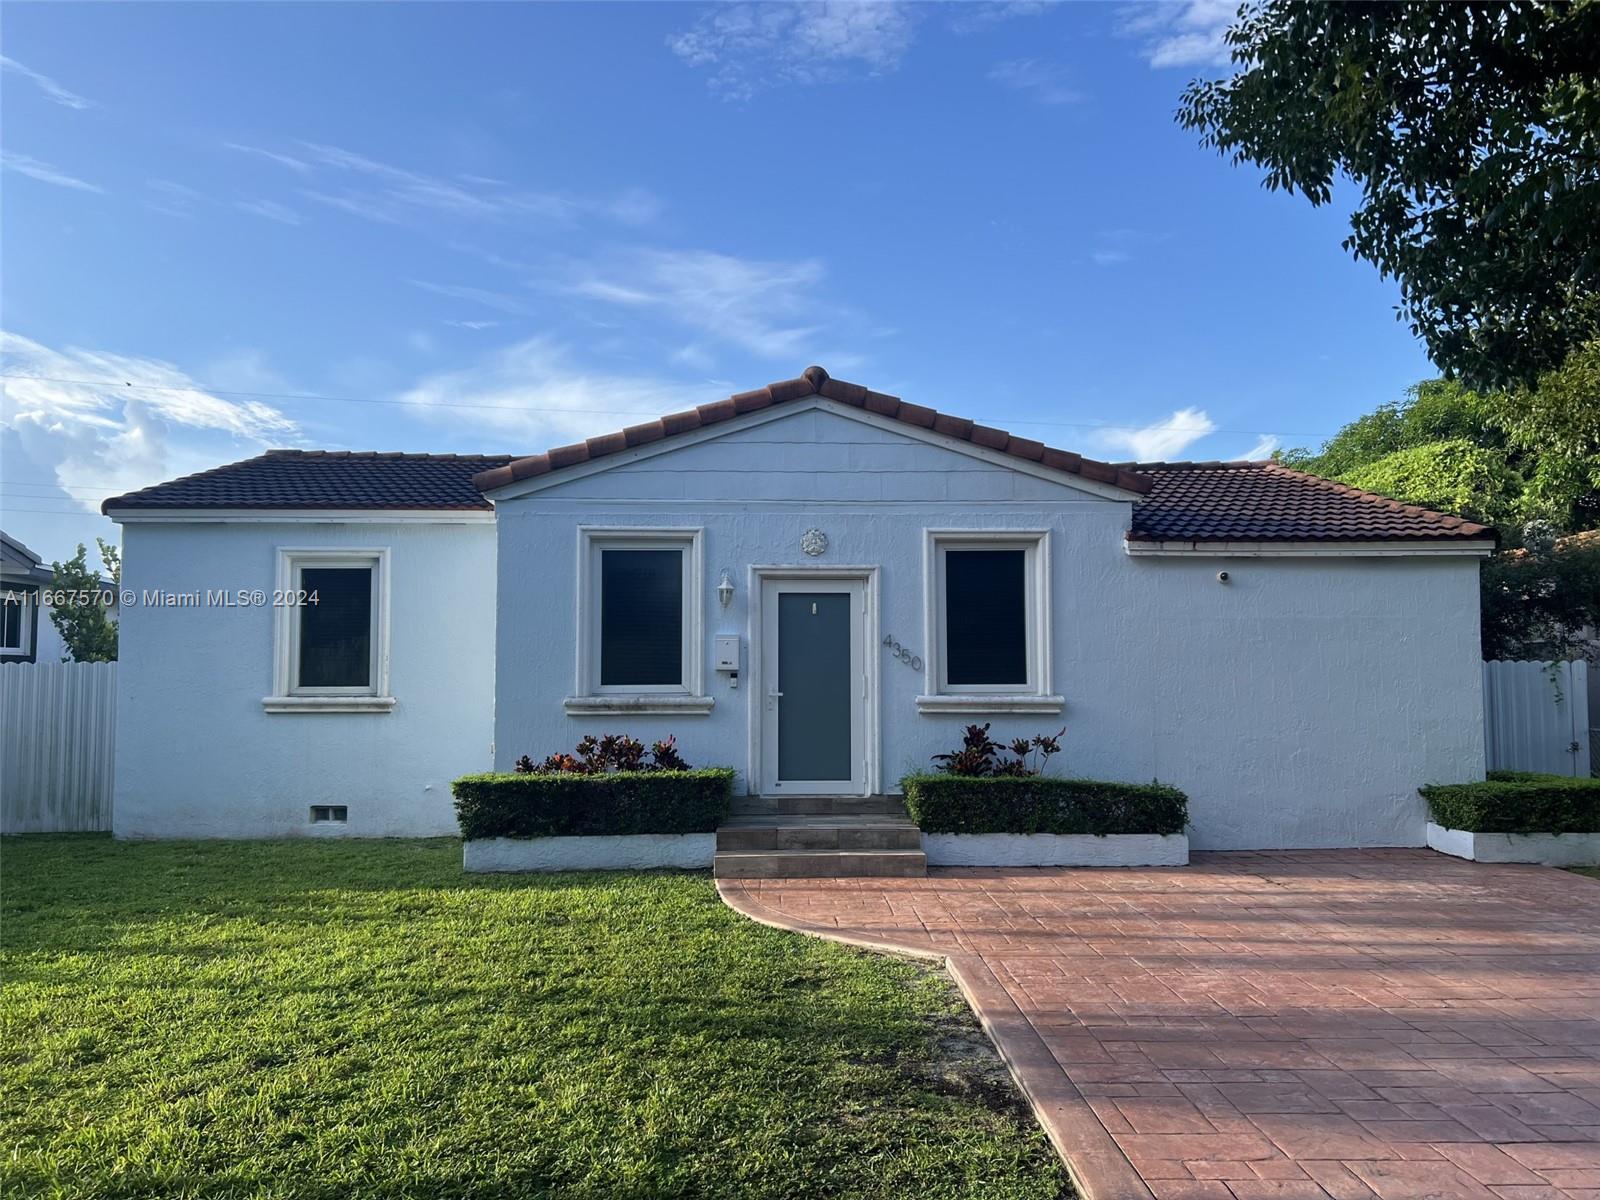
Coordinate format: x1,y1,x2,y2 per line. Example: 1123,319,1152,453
759,578,866,795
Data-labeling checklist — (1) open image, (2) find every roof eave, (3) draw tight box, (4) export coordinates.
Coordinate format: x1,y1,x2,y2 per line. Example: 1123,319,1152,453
473,366,1151,499
1123,536,1499,558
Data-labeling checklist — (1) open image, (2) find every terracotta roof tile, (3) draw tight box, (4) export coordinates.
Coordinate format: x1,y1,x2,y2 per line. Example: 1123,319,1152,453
470,367,1154,496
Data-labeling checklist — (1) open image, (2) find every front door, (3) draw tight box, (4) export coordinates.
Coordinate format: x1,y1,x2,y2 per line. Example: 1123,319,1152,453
760,580,865,794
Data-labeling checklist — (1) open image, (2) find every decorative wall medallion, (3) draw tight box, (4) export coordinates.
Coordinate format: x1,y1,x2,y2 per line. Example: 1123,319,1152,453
800,528,828,557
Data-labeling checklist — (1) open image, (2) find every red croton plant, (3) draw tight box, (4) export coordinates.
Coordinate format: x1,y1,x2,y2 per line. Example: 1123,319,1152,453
514,733,691,775
931,723,1065,777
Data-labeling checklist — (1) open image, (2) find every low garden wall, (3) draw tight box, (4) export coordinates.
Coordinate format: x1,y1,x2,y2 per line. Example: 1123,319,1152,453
454,768,734,873
902,774,1190,867
1420,771,1600,866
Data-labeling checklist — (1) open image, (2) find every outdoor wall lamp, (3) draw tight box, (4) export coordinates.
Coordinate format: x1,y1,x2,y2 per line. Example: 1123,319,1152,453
717,569,735,608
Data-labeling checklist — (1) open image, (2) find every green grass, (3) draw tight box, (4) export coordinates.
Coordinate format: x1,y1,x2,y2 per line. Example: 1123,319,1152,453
1569,866,1600,880
1,836,1068,1200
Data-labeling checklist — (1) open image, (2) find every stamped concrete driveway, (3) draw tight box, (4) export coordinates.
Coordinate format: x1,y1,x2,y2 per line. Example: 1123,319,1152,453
720,851,1600,1200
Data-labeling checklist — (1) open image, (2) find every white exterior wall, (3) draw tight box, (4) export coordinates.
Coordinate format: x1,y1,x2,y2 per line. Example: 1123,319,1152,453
113,519,495,838
494,406,1487,850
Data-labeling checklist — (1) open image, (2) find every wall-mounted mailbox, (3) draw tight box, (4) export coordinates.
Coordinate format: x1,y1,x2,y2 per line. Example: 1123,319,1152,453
714,634,741,674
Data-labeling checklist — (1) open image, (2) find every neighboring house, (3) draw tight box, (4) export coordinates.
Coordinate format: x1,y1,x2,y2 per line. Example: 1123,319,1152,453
1,531,73,664
103,367,1496,848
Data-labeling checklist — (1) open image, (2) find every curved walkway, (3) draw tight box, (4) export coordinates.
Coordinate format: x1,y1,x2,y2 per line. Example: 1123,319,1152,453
719,851,1600,1200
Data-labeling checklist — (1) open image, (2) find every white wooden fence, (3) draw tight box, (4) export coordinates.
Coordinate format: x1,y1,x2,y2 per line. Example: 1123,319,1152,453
1,662,116,833
1482,659,1593,777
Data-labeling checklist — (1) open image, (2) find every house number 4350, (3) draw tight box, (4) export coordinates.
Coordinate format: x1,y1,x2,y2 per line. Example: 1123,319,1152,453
882,635,922,671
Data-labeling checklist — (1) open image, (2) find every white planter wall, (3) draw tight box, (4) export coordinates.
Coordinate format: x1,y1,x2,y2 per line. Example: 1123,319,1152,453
922,832,1189,867
464,834,715,872
1426,822,1600,866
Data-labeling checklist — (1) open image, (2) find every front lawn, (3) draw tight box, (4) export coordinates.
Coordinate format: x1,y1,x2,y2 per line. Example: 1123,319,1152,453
1,837,1067,1200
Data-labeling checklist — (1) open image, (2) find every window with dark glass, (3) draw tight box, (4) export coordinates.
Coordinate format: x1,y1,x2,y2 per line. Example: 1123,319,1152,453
1,592,26,651
944,549,1027,686
297,567,373,688
600,549,683,687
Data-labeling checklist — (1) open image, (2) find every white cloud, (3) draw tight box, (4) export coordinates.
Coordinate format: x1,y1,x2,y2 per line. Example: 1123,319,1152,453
398,337,703,442
230,139,651,234
0,55,94,109
234,198,304,226
299,189,408,225
1088,227,1166,267
224,142,312,173
297,141,575,225
0,331,298,519
671,343,716,372
445,319,500,331
564,248,825,359
988,59,1081,105
1236,433,1280,461
1123,0,1236,69
669,2,919,100
1093,407,1217,462
146,179,203,219
410,280,539,317
948,2,1054,34
1,151,102,193
607,188,664,227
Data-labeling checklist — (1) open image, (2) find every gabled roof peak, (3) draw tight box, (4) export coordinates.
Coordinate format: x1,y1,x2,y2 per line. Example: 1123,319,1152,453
470,368,1155,496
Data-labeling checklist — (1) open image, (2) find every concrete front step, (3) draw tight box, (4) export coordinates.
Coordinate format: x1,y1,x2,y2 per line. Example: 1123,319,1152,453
729,795,909,818
717,815,923,852
713,849,927,879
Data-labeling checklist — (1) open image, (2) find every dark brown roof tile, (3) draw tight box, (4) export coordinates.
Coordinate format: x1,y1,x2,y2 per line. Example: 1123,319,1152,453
100,450,515,513
1005,435,1045,462
864,389,900,417
623,421,665,448
545,442,590,469
1125,461,1496,543
969,424,1010,450
819,377,868,406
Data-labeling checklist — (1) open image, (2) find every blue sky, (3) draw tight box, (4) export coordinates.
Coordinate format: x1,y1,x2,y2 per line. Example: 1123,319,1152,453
1,1,1435,562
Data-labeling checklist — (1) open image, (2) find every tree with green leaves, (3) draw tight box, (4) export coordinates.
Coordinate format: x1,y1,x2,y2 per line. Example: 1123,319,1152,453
1480,530,1600,661
1283,368,1598,536
48,539,120,663
1179,1,1600,390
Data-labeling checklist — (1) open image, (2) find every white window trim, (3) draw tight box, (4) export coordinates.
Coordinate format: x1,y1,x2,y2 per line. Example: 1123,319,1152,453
264,548,394,714
0,587,37,657
918,529,1061,715
567,527,711,716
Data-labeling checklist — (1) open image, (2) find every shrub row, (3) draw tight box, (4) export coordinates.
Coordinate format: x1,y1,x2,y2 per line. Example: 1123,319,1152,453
453,769,735,840
1420,772,1600,835
901,774,1188,836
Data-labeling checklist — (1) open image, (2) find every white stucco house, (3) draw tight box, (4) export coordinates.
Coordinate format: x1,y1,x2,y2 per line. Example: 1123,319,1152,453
103,366,1496,849
2,531,77,665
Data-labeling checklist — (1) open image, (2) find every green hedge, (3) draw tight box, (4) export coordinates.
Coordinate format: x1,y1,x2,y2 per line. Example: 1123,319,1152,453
901,775,1188,836
1420,773,1600,834
453,769,735,840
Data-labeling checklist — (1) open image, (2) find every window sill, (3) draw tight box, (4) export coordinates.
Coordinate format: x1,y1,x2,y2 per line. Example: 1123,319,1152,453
262,695,397,714
563,694,715,716
916,694,1064,715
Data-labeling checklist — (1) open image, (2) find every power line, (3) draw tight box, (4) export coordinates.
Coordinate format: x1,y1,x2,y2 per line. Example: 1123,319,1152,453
0,505,111,517
0,372,1332,441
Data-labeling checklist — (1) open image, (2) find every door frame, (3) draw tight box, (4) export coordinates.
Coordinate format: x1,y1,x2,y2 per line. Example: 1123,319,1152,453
747,565,879,797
